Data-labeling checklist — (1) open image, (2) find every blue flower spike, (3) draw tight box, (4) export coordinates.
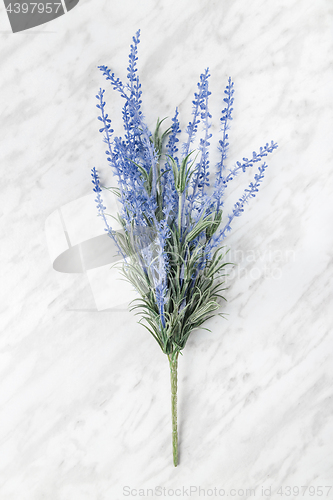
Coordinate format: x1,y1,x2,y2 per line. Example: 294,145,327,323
90,31,278,467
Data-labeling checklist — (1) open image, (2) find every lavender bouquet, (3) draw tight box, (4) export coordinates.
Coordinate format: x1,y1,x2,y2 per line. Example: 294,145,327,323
91,31,277,466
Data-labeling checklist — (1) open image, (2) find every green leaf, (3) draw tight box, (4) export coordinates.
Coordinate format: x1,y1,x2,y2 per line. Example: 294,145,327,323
206,209,223,239
101,185,121,198
185,218,216,243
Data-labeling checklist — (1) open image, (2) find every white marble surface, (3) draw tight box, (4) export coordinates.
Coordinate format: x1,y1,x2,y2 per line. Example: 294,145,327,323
1,0,333,499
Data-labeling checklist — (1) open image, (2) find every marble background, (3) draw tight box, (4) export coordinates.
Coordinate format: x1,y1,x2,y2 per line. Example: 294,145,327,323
1,0,333,499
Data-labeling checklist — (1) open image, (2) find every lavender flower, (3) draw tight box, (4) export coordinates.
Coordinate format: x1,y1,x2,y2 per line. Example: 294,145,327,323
91,30,278,467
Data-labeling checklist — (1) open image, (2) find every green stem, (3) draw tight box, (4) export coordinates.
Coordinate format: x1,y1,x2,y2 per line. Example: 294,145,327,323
178,193,182,237
168,352,179,467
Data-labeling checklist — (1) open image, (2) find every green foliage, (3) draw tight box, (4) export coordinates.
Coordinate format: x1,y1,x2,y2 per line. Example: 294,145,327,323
112,120,230,357
118,229,229,356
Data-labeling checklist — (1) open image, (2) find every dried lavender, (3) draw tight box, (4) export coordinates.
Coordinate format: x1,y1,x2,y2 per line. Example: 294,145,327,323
91,30,278,466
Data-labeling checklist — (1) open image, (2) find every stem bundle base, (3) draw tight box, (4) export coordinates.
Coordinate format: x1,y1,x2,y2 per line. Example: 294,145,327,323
168,353,179,467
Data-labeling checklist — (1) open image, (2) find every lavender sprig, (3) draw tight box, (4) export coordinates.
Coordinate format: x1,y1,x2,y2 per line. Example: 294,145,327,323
214,77,234,211
90,32,278,467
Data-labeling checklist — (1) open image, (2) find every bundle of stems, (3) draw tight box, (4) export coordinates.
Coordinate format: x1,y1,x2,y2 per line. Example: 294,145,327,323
91,30,277,466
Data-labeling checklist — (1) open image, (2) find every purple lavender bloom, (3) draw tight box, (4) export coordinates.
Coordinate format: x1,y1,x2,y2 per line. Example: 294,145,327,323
91,33,279,468
91,30,278,341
